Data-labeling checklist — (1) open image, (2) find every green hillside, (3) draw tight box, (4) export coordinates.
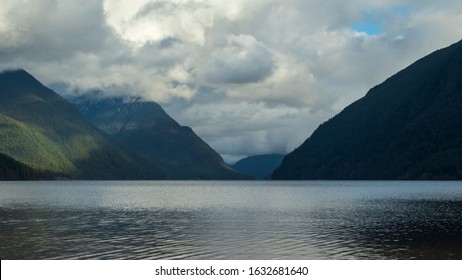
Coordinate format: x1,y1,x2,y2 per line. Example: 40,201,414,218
0,69,166,179
273,40,462,180
0,113,74,176
0,153,37,180
74,96,250,180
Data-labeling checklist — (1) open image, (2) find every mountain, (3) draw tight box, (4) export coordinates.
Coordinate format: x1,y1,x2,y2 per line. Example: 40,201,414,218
232,154,285,179
72,95,250,180
0,153,37,180
273,40,462,180
0,69,166,179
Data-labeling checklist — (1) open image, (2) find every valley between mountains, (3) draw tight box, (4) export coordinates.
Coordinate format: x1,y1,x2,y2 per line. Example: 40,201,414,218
2,40,462,180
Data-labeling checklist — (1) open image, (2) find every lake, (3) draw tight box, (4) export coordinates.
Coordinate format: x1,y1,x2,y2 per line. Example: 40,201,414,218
0,181,461,259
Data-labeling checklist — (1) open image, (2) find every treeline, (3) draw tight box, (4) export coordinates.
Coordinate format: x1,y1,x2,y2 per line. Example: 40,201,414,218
0,153,37,180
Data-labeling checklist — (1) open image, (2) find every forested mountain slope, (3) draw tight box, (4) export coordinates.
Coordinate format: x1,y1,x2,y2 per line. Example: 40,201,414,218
273,40,462,180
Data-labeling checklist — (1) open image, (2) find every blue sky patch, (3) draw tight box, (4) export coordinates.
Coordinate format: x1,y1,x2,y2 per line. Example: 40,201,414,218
352,5,412,36
352,22,382,35
351,10,384,35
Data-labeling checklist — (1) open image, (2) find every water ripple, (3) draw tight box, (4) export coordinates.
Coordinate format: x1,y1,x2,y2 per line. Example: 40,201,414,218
1,181,462,259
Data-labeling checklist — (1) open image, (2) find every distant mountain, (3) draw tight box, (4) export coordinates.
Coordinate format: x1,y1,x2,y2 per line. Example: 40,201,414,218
273,40,462,180
0,69,166,179
72,95,250,180
232,154,285,179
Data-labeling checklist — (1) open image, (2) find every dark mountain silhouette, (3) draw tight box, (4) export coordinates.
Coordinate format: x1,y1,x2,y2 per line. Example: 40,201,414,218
0,69,166,179
72,95,250,180
232,154,285,179
273,40,462,180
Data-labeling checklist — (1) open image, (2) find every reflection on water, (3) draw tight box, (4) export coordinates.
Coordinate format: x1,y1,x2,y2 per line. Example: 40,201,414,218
0,181,461,259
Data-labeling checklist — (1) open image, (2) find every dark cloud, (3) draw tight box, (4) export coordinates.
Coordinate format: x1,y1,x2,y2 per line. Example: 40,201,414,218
158,37,182,49
199,34,274,84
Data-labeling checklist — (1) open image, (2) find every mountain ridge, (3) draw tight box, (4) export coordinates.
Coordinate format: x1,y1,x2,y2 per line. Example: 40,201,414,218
273,39,462,180
72,94,250,180
232,154,285,180
0,69,166,179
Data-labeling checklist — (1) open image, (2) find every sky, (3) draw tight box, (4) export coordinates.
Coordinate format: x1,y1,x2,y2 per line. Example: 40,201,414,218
1,0,462,163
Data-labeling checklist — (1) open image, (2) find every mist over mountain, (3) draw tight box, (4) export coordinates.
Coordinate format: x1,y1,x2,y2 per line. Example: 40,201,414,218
273,40,462,180
232,154,285,180
0,69,166,179
72,94,250,180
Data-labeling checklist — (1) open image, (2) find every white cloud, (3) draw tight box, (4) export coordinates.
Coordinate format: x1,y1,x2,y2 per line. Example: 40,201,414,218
2,0,462,161
104,0,214,46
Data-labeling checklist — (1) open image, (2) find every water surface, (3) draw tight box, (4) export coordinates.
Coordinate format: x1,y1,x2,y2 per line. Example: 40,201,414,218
1,181,461,259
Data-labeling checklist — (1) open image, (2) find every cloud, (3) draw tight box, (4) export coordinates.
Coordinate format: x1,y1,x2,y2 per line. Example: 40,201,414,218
164,99,331,163
0,0,110,60
197,34,274,84
104,0,213,46
2,0,462,161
